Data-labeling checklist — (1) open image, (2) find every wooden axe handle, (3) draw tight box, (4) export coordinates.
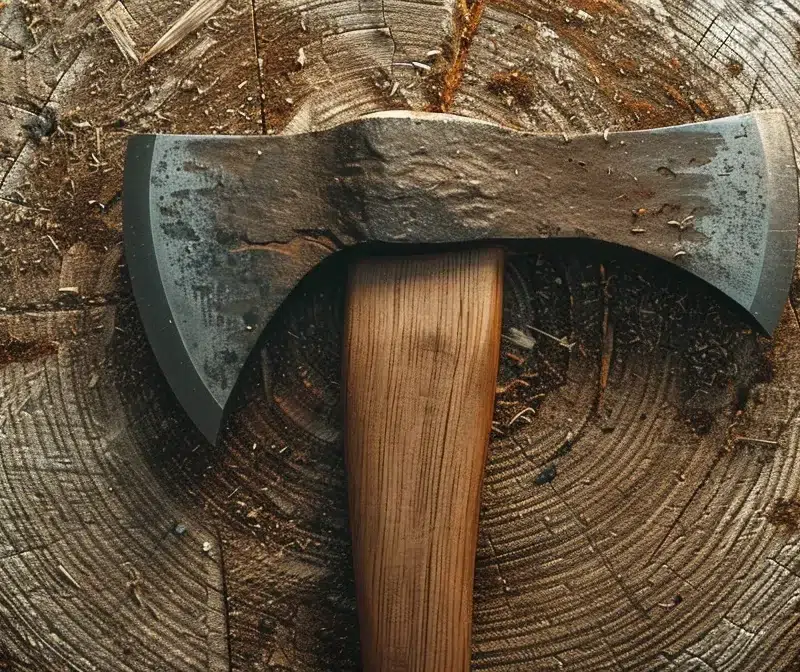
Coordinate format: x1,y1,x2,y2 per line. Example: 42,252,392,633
344,248,504,671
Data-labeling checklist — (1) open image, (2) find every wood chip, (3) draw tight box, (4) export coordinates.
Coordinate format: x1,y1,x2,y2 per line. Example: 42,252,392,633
43,234,60,252
97,0,140,64
733,436,778,446
503,327,535,350
57,564,81,589
508,407,535,426
142,0,226,63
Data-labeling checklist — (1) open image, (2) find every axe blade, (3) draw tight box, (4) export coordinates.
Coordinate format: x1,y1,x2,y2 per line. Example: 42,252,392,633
123,111,798,445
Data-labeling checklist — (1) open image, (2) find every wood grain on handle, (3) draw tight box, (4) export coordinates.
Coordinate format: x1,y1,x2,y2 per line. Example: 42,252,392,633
344,248,504,671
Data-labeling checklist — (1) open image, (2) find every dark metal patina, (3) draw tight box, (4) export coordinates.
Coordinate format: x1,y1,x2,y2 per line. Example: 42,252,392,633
123,110,798,444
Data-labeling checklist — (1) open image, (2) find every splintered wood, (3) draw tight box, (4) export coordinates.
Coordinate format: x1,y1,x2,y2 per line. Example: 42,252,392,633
142,0,227,63
97,0,140,63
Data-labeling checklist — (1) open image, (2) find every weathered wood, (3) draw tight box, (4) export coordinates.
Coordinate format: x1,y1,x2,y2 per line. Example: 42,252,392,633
0,0,799,669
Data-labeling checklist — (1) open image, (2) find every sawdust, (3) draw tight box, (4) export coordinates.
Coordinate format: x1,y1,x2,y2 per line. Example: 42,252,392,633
251,14,310,132
1,7,262,290
493,0,729,129
767,498,800,532
487,70,536,105
490,242,771,439
607,248,772,434
0,337,58,366
426,0,487,112
726,60,744,77
565,0,628,15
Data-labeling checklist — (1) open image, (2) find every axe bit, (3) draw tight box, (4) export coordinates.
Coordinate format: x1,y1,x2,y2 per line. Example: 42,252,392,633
124,110,798,670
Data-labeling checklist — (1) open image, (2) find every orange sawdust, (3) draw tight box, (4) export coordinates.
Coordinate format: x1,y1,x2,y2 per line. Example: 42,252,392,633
429,0,487,112
565,0,628,15
487,70,536,105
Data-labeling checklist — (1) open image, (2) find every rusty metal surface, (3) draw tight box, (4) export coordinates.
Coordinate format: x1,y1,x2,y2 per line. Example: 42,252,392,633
123,110,798,444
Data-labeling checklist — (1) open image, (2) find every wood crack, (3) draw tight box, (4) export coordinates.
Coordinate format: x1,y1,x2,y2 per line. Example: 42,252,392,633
767,557,800,580
0,298,123,316
0,45,85,194
484,530,516,615
429,0,486,112
249,0,267,133
215,528,233,672
691,13,719,54
551,482,652,622
0,28,26,50
646,451,725,565
380,0,397,82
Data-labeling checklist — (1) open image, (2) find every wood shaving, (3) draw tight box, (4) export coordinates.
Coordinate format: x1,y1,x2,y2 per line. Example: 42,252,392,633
97,0,140,64
143,0,226,63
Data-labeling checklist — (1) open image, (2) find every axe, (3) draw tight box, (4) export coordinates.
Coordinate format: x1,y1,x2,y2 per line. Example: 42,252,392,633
123,110,798,670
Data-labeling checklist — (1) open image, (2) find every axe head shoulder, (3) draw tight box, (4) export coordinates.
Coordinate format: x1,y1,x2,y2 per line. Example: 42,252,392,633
123,110,799,444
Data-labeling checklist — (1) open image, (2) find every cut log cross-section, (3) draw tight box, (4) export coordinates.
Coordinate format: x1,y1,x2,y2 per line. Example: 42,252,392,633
0,0,799,670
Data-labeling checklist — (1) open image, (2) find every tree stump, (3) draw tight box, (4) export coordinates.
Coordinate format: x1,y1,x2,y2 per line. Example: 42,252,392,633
1,0,799,669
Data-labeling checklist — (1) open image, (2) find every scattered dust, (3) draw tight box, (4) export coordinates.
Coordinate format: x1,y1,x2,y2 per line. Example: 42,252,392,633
0,337,58,366
2,6,261,281
607,249,772,429
494,243,771,439
0,641,12,671
726,60,743,77
255,15,309,131
767,498,800,532
426,0,487,112
492,0,729,128
487,70,536,105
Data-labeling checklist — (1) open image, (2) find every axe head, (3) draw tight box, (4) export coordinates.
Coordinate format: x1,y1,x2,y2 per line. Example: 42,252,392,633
123,110,798,444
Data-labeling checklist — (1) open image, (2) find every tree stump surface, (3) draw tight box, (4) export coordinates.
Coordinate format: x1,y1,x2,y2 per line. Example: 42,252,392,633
0,0,799,669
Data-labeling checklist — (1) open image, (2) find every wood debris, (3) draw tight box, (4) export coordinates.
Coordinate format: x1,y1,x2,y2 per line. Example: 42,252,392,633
733,436,778,446
97,0,140,64
57,564,82,589
527,325,574,350
668,215,695,231
503,327,535,350
43,234,60,252
142,0,226,63
143,36,217,113
508,406,535,426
